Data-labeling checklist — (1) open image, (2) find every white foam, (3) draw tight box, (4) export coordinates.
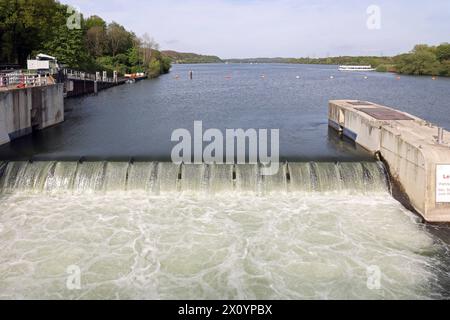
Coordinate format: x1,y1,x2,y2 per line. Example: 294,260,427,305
0,192,445,300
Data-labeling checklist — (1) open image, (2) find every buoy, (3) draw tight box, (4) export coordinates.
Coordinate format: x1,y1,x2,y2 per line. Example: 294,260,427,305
432,76,437,80
296,76,300,79
330,76,334,79
175,75,180,79
396,76,401,80
364,76,368,79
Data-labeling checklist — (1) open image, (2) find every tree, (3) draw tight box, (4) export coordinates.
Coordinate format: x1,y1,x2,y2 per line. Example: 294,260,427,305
43,26,88,69
148,59,161,78
85,15,106,29
106,22,133,57
436,43,450,62
86,26,107,57
0,0,67,64
0,0,170,77
394,45,441,76
140,33,159,66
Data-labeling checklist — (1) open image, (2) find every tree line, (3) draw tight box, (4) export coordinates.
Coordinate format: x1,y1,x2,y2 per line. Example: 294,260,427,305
161,50,223,64
225,43,450,77
0,0,171,77
390,44,450,76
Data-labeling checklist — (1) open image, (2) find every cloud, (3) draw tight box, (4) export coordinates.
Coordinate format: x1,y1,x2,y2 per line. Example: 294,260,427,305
164,39,181,45
60,0,450,58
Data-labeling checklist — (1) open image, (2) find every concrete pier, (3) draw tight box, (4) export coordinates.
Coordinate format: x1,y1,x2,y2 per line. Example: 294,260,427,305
329,100,450,222
65,78,125,98
0,84,64,145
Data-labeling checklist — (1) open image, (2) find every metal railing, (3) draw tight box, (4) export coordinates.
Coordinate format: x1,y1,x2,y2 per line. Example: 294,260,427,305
63,69,117,83
0,69,120,89
0,71,51,88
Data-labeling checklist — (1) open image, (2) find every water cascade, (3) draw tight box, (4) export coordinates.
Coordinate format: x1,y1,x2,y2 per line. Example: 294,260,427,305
0,161,389,195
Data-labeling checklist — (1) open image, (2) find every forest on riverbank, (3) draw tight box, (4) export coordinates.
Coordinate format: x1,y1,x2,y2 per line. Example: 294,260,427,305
161,51,222,64
0,0,171,77
225,44,450,77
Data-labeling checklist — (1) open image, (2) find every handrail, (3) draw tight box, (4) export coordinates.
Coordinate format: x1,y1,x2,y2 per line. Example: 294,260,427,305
63,68,117,83
0,72,51,88
1,68,119,89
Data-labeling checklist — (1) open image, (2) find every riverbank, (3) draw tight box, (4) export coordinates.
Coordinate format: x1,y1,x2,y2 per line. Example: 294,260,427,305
221,43,450,77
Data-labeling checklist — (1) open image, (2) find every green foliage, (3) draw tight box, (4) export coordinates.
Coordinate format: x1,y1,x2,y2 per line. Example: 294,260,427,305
95,56,114,73
226,43,450,77
376,64,388,72
43,26,88,69
147,59,160,78
440,60,450,76
0,0,170,77
394,44,447,76
436,43,450,61
161,56,172,73
0,0,67,64
162,51,223,64
85,15,106,29
148,51,170,76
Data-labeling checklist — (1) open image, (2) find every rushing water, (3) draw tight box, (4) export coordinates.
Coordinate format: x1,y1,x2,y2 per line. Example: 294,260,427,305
0,161,388,194
0,161,449,299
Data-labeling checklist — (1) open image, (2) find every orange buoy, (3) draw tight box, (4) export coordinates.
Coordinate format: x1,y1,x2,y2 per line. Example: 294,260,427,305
396,76,401,80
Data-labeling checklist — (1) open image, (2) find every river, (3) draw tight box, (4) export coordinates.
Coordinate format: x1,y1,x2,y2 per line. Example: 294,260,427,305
0,64,449,299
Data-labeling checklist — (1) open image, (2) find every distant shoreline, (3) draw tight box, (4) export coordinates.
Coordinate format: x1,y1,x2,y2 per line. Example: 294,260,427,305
166,43,450,78
169,61,445,78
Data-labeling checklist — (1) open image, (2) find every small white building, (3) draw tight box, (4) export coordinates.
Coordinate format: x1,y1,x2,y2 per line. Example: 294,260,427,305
27,54,60,74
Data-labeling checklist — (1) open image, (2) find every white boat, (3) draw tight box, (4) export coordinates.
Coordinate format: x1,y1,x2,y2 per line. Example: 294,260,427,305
338,65,376,72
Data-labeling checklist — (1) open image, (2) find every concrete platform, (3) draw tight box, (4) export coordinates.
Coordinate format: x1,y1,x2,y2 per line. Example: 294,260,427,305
329,100,450,222
0,84,64,145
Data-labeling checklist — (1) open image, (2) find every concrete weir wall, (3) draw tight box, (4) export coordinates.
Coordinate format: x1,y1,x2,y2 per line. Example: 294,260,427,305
0,84,64,145
329,100,450,222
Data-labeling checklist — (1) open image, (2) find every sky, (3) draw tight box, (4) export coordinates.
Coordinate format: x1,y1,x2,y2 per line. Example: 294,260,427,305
60,0,450,59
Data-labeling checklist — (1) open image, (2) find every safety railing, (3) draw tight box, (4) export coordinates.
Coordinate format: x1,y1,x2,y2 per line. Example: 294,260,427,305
0,72,52,88
63,69,117,83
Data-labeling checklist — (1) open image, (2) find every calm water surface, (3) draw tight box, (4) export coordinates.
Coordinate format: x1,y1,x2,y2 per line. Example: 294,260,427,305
1,63,449,160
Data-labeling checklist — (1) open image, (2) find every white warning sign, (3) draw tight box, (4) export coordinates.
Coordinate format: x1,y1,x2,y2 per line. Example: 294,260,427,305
436,165,450,203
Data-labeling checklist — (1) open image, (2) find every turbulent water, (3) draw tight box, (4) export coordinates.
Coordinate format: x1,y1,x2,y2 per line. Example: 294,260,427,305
0,161,388,194
0,161,449,299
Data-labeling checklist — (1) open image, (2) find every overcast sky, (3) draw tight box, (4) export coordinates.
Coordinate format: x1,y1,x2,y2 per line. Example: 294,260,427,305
60,0,450,59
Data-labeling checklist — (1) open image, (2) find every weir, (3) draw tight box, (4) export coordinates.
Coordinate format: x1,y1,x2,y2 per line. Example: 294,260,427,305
0,161,389,195
329,100,450,222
